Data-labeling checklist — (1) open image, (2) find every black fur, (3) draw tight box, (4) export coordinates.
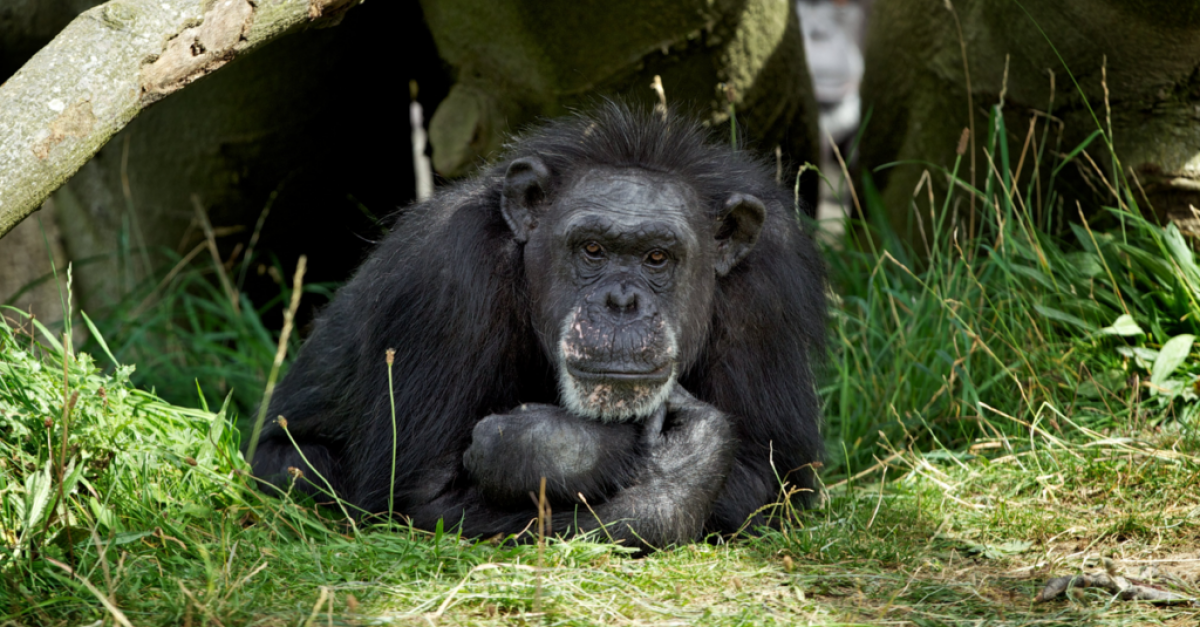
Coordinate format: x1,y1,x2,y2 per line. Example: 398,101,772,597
250,102,826,548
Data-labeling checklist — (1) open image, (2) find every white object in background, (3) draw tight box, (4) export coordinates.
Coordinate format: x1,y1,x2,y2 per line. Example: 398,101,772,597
410,101,434,202
798,0,865,145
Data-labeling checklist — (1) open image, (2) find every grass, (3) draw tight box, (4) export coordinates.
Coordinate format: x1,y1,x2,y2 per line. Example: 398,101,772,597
3,76,1200,624
78,248,334,427
822,95,1200,476
1,316,1196,624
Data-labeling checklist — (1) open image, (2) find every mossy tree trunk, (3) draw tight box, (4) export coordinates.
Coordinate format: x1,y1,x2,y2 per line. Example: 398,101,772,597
421,0,822,206
861,0,1200,244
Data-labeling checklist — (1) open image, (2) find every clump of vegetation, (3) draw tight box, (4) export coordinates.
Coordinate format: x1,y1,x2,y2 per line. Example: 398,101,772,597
823,102,1200,475
79,251,334,423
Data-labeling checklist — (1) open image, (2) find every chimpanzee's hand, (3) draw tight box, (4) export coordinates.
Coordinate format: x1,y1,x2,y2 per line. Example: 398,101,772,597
571,383,737,548
463,404,642,507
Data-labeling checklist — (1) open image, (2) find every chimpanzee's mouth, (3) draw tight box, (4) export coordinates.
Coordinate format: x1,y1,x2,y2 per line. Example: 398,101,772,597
566,363,673,382
559,362,677,422
557,312,679,421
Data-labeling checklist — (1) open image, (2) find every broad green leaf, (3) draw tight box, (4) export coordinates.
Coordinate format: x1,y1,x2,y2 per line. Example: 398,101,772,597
87,497,123,533
1118,244,1176,285
23,461,54,535
1163,224,1200,289
1117,346,1159,361
1100,314,1144,337
1064,252,1104,279
1151,379,1185,398
61,458,86,496
1151,334,1195,386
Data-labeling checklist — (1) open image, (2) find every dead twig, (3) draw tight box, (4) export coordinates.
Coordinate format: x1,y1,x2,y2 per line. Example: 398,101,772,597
1037,572,1196,605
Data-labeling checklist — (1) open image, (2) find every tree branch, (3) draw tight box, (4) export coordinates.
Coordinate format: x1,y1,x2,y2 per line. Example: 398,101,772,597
0,0,360,239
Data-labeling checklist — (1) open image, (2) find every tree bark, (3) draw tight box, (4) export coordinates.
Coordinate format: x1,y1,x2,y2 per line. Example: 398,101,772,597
0,0,360,240
860,0,1200,241
420,0,822,208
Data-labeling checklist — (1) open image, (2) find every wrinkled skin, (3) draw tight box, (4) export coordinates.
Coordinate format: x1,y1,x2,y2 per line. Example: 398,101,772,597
511,167,763,423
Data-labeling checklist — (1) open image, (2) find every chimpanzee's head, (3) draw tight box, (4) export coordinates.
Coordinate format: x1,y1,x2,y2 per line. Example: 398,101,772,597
501,157,766,421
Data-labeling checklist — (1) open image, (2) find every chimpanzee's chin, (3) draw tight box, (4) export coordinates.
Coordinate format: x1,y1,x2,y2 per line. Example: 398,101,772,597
559,368,674,423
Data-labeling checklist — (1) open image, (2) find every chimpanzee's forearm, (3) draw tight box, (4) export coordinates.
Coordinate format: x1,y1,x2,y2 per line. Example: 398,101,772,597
463,403,647,507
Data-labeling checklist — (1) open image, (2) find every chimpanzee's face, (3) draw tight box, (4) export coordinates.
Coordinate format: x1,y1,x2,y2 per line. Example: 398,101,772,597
501,159,765,422
528,170,709,421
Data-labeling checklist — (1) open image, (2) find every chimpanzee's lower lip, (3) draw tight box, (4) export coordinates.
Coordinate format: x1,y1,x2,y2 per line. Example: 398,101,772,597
567,364,672,381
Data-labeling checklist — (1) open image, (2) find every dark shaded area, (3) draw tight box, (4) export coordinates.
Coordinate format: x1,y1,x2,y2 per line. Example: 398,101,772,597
236,1,452,329
0,0,103,81
201,1,451,328
46,1,449,332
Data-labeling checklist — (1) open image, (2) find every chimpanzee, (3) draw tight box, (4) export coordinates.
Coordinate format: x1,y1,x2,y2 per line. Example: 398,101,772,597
249,102,826,549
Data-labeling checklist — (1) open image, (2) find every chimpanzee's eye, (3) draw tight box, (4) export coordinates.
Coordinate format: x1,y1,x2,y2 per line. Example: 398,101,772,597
582,241,605,259
645,250,668,267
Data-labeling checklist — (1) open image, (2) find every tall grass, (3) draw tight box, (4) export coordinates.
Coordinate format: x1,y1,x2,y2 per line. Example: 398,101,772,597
0,311,564,623
80,251,332,425
820,101,1200,477
0,309,248,618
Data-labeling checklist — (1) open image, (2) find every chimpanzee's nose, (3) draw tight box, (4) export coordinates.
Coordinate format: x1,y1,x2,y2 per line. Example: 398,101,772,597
605,283,638,311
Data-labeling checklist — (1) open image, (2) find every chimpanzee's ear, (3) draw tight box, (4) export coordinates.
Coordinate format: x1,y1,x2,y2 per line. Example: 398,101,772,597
714,193,766,277
500,156,550,243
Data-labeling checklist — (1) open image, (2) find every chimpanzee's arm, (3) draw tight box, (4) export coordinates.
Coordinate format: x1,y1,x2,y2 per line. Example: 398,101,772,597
420,385,737,549
465,401,813,539
250,420,345,502
463,403,649,507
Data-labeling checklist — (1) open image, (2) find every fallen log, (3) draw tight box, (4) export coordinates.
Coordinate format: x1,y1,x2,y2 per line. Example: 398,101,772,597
0,0,359,239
